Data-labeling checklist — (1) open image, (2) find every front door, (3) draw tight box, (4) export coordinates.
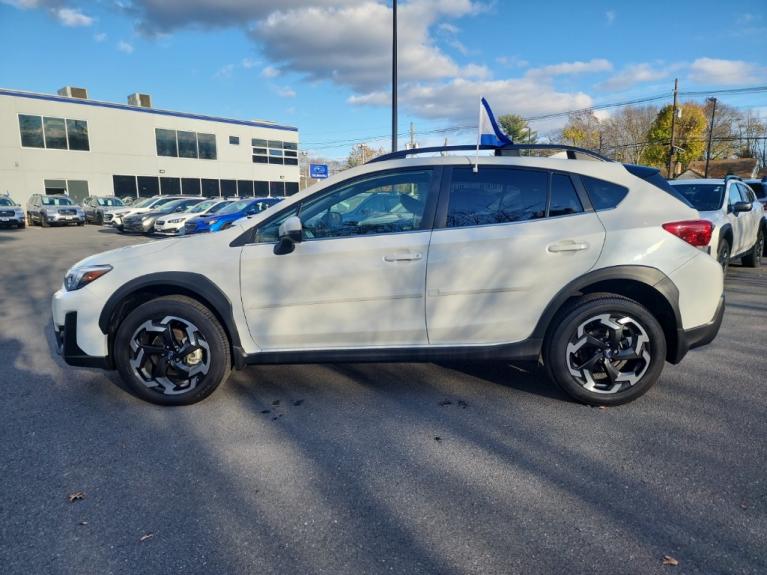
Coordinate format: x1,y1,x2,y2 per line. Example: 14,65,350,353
240,168,438,350
426,166,606,345
726,182,747,254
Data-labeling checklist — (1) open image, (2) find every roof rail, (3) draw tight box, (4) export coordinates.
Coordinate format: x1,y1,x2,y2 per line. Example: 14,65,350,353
368,143,614,164
724,175,743,183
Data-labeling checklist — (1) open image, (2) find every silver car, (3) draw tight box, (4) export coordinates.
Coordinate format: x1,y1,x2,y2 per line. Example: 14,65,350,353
26,194,85,227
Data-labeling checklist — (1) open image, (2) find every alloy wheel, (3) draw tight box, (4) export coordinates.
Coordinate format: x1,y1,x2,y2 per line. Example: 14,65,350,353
718,245,730,274
566,313,651,395
129,316,210,395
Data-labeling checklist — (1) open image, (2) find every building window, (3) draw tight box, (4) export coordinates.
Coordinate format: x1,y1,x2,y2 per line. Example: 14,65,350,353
284,158,298,166
19,115,44,148
182,178,201,196
197,133,217,160
285,182,299,196
113,175,137,198
177,131,198,158
19,114,90,151
252,155,268,164
66,119,89,151
220,180,237,197
252,139,298,165
251,138,267,147
229,136,240,145
237,180,253,197
160,177,181,195
44,179,67,195
202,179,220,197
270,181,286,196
283,142,298,151
137,176,160,197
156,129,178,157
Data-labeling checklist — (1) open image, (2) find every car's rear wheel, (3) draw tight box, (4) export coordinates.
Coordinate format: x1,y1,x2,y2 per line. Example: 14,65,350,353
741,230,763,268
545,294,667,406
114,295,231,406
717,240,730,275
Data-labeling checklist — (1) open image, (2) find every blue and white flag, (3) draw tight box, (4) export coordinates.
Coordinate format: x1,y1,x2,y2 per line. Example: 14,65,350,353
478,97,511,146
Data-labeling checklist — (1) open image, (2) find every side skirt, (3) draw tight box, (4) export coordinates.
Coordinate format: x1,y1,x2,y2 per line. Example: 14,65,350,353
233,338,543,369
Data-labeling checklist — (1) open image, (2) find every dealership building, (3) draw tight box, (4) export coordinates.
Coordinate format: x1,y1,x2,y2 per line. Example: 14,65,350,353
0,87,300,206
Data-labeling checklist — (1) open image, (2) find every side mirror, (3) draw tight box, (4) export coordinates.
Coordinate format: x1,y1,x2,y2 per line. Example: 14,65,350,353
274,216,302,256
732,201,752,214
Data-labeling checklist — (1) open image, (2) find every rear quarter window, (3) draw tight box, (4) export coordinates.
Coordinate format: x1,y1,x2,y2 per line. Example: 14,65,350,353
580,176,628,210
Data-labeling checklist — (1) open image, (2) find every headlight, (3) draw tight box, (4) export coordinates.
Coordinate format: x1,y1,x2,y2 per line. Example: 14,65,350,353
15,209,23,216
208,219,219,225
64,264,113,292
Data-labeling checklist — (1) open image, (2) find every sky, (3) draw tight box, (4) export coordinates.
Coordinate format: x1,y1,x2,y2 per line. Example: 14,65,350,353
1,0,766,160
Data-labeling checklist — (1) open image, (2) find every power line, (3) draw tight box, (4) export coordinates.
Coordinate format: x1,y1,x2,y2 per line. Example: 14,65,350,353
301,85,767,150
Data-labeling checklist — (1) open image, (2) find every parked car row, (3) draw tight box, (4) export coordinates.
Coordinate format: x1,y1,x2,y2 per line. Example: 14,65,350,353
0,193,284,236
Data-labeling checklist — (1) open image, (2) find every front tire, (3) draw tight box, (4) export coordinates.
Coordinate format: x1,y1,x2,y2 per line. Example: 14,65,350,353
114,296,231,406
741,230,763,268
717,240,730,275
544,294,667,406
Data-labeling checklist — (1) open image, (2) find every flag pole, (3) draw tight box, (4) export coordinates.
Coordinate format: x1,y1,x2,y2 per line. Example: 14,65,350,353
474,98,482,173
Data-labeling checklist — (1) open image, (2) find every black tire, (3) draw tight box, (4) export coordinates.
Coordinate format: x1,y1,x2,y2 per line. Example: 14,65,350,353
113,295,231,406
41,215,49,227
717,240,730,275
741,230,763,268
544,294,667,406
18,221,25,229
96,213,104,226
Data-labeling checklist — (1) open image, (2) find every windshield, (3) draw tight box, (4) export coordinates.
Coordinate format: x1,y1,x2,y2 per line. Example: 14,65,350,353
131,197,155,208
670,184,725,212
160,199,198,212
150,197,181,209
218,199,252,215
0,198,14,206
42,196,74,206
188,200,217,213
97,198,124,207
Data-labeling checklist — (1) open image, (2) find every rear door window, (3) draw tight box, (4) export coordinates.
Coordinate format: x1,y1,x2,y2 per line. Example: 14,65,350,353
549,174,584,217
580,176,629,210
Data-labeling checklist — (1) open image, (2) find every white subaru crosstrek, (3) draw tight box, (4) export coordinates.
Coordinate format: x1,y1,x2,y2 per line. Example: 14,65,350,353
668,177,765,273
52,145,725,407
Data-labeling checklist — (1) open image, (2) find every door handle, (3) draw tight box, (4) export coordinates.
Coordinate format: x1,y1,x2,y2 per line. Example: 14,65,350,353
547,240,589,253
384,252,423,262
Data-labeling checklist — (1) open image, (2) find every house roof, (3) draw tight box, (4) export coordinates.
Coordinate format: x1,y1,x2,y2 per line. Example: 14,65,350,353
686,158,758,179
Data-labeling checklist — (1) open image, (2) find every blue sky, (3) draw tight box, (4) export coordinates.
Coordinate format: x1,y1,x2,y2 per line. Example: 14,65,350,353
1,0,765,159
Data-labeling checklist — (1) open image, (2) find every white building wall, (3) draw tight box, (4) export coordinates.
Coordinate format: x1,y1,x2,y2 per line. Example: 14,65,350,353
0,89,300,205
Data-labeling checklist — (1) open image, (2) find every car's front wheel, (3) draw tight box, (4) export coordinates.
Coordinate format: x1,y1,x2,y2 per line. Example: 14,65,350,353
717,240,730,275
545,294,667,406
114,295,232,406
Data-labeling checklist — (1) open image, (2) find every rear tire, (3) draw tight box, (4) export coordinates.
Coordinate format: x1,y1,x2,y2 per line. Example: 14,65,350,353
544,294,667,406
741,230,763,268
113,295,232,406
717,240,730,275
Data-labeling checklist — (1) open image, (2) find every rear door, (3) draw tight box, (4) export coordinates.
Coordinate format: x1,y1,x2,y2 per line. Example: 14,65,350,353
726,182,747,254
738,182,761,249
425,166,606,345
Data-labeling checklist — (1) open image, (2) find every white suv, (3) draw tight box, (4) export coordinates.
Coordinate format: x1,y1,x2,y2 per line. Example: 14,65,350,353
669,177,765,272
52,146,725,407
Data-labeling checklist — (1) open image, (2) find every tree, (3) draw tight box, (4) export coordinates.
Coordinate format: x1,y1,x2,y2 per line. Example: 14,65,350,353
498,114,537,143
644,102,707,174
560,110,602,151
702,100,741,161
600,105,658,164
345,143,386,168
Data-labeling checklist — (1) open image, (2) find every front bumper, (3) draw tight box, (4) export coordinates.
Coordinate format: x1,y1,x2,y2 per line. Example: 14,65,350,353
123,219,153,233
154,222,186,235
54,311,112,369
45,213,84,224
670,294,725,364
0,214,24,226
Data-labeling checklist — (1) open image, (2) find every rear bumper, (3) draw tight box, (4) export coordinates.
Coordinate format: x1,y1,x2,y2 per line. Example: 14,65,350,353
669,295,725,364
54,311,112,369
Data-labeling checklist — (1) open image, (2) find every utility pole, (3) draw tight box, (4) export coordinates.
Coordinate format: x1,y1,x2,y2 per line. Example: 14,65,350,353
704,97,718,178
408,122,415,149
667,78,679,179
391,0,398,153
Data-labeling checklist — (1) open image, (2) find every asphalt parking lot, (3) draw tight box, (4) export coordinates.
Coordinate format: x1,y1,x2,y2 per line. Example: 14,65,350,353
0,225,765,575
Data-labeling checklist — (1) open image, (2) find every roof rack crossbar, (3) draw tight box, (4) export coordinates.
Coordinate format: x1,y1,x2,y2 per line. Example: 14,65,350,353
368,143,613,164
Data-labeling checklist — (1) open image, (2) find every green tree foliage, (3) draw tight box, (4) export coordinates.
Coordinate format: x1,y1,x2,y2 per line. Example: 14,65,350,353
644,103,707,172
560,110,601,150
498,114,537,143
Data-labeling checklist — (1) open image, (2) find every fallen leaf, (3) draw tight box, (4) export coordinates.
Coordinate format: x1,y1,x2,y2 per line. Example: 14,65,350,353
740,502,749,510
139,532,154,542
438,400,452,407
293,400,304,406
79,521,88,526
68,491,85,503
598,406,607,410
457,400,468,409
260,410,270,414
434,436,442,442
662,555,679,566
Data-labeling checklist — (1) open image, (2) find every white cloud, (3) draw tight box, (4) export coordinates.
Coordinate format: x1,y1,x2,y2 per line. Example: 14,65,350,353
526,58,612,77
117,40,134,54
215,63,236,78
261,65,280,78
241,57,258,69
54,7,92,26
496,55,529,69
274,85,297,98
605,10,615,25
94,32,107,42
689,57,767,85
598,63,668,91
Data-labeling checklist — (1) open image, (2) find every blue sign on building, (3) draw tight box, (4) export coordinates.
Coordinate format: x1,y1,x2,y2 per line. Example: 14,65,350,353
310,164,329,179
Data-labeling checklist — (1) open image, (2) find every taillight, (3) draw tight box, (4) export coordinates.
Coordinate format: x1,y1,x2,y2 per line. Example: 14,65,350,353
662,220,713,247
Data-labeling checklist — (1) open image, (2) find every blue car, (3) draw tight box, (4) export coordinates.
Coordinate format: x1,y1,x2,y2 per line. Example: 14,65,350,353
184,197,283,234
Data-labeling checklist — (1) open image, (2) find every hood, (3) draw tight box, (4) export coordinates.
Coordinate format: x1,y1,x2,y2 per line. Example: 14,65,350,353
42,205,82,212
69,237,181,270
